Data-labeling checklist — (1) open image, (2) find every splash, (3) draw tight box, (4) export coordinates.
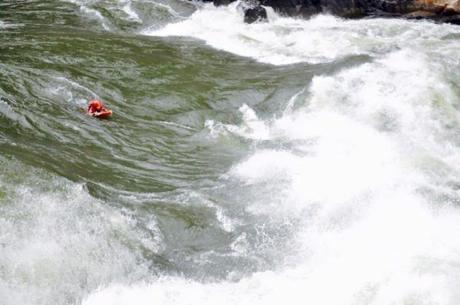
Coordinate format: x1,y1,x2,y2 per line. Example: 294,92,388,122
147,2,460,65
0,158,157,305
83,40,460,305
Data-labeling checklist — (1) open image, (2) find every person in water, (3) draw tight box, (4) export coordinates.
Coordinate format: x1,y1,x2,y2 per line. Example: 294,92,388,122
87,99,112,118
87,99,104,114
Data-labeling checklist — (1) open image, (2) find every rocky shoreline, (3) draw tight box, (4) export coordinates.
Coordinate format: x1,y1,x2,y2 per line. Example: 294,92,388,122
208,0,460,24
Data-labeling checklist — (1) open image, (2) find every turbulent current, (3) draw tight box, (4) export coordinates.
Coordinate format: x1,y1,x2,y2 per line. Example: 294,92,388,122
1,0,460,304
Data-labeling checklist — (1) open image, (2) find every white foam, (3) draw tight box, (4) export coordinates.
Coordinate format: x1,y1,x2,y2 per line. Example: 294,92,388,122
146,2,460,65
63,0,116,30
149,1,185,19
64,0,185,31
0,20,21,29
206,104,271,140
121,1,142,22
83,212,460,305
0,161,157,305
83,38,460,305
80,5,111,30
304,49,460,173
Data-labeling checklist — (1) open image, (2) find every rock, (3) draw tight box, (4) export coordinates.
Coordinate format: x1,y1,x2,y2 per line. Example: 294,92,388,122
260,0,322,17
198,0,460,24
412,0,460,14
244,5,268,23
213,0,236,6
237,0,268,23
404,9,438,18
434,0,460,12
439,13,460,23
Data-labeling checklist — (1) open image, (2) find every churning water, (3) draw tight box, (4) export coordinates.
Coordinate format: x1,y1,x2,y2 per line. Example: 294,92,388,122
1,1,460,304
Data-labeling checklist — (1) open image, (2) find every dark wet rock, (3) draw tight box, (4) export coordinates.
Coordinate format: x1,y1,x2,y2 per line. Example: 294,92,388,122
213,0,235,6
259,0,422,17
212,0,268,23
203,0,460,23
439,14,460,23
238,0,268,23
244,5,268,23
404,9,438,18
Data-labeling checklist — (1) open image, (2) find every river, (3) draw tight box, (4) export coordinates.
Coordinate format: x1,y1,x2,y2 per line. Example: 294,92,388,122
1,1,460,304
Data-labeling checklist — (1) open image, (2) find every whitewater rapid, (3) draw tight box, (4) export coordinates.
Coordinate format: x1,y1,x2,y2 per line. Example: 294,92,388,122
2,1,460,305
146,2,460,65
82,3,460,304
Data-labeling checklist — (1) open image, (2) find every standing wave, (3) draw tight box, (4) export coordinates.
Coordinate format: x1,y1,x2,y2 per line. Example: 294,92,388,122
84,20,460,305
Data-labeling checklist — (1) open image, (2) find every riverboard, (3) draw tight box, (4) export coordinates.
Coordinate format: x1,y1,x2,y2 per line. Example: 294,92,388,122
91,109,112,119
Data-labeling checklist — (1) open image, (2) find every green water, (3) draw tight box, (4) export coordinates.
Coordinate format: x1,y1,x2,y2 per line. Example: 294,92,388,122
0,1,322,301
2,1,293,191
0,0,365,195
